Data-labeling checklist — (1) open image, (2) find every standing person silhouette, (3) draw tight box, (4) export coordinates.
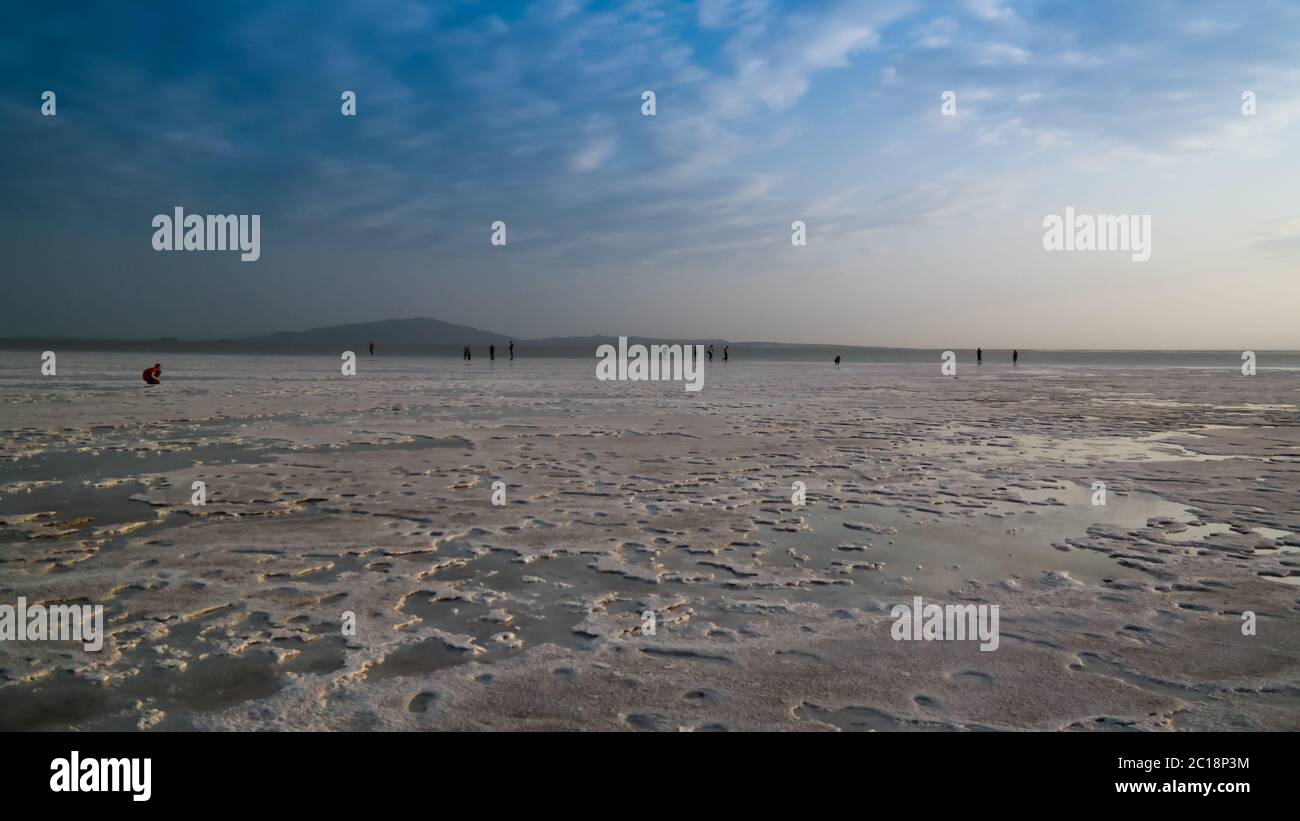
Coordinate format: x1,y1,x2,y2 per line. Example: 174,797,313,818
977,347,982,365
490,344,495,361
723,346,729,363
707,345,713,362
834,355,841,365
369,340,375,357
509,340,514,361
1013,350,1019,366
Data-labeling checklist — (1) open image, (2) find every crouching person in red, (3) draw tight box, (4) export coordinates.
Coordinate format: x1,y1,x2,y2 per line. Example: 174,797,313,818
142,363,162,385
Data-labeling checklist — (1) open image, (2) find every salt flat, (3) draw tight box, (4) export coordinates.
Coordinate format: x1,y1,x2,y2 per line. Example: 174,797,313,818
1,353,1298,730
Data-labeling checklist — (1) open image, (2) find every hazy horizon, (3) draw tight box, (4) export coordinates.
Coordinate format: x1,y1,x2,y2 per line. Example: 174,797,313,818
4,1,1299,348
4,312,1300,354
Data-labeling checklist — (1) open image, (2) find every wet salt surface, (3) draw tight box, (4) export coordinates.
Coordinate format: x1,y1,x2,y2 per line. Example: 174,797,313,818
1,353,1299,730
0,434,470,543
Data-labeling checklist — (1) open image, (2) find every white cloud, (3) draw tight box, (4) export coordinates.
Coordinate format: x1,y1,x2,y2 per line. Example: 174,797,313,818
706,4,906,116
963,0,1019,23
975,42,1031,65
916,17,958,48
571,137,618,172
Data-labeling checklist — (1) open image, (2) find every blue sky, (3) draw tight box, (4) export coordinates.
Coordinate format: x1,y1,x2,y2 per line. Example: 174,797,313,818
2,0,1298,347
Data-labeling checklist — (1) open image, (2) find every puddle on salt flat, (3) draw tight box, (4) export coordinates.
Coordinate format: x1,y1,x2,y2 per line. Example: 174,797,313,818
0,440,276,488
1164,522,1234,543
366,482,1229,655
1252,526,1294,541
370,526,826,680
747,482,1195,606
303,435,471,454
364,637,474,681
0,650,288,731
389,538,720,668
0,609,354,731
1213,404,1298,412
0,435,470,544
1069,652,1300,730
0,442,274,542
794,702,978,732
913,428,1248,465
1,431,469,488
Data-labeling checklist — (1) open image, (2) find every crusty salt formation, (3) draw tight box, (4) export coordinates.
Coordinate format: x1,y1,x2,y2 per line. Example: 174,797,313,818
1,354,1298,730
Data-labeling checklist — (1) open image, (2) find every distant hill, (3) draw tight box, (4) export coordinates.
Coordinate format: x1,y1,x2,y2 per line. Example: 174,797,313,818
0,320,1286,365
252,317,509,350
0,318,739,355
247,321,733,353
527,334,733,348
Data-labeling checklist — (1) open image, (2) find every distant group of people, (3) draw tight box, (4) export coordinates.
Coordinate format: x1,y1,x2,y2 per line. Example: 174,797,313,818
453,343,1016,370
462,340,514,362
139,341,1060,388
829,349,1020,366
140,342,1019,386
140,339,524,384
975,348,1019,365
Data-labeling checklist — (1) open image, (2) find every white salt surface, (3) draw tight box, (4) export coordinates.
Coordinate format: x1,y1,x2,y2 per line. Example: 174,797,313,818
1,353,1298,730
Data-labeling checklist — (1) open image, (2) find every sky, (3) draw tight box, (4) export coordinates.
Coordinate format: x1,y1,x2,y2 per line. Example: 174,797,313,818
2,0,1299,349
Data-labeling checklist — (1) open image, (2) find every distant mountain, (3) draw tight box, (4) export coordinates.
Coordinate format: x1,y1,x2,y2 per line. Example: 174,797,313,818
0,320,1278,363
0,317,511,354
0,317,737,355
250,317,509,350
245,320,733,353
526,334,733,348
